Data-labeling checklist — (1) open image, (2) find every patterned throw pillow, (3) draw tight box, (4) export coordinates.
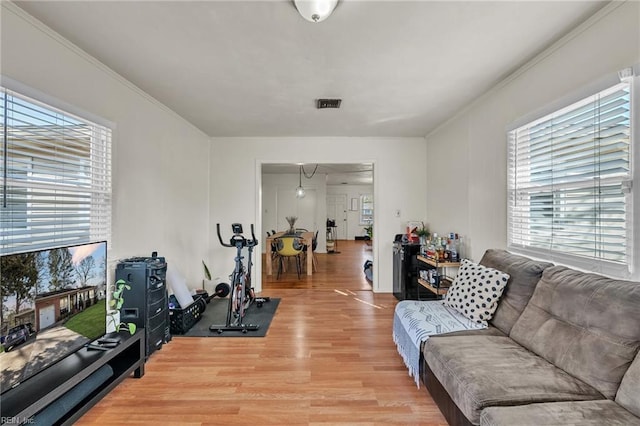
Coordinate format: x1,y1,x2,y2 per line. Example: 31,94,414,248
444,259,510,326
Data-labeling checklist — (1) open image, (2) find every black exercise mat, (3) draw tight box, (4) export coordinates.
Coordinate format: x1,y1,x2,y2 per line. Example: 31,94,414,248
176,297,280,337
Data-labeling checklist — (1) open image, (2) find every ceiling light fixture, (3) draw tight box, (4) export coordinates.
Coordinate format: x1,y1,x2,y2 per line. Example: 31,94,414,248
294,0,339,23
295,164,319,199
296,165,306,198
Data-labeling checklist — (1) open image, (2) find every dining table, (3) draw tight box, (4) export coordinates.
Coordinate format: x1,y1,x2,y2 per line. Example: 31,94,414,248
265,231,315,276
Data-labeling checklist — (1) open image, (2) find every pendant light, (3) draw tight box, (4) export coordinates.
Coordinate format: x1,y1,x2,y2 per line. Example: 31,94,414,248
296,165,306,198
295,164,319,198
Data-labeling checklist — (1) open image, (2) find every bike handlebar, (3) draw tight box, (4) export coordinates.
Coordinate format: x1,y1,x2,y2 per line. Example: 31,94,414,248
249,224,257,246
216,223,230,247
216,223,258,248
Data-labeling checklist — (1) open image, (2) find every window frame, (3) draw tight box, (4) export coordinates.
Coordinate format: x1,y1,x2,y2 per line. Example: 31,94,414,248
507,68,638,280
359,194,373,226
1,78,113,255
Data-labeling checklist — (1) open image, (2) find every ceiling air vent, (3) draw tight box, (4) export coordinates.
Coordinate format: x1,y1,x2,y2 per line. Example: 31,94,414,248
316,98,342,109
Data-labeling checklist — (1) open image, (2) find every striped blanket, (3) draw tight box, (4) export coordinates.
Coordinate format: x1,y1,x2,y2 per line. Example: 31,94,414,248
393,300,486,387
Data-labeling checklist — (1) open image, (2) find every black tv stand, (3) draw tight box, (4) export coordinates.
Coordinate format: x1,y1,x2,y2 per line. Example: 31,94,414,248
1,330,145,425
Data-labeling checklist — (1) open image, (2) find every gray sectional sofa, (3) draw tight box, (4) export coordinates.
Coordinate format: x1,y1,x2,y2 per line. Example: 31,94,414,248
420,249,640,425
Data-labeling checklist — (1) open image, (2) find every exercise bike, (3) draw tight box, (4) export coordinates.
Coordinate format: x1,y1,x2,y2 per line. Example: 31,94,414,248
209,223,270,334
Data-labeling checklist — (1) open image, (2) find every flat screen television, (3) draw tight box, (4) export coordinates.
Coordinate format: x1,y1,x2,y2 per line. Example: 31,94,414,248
0,241,107,394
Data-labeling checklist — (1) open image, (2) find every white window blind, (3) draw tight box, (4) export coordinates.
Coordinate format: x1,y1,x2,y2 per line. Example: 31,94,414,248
1,87,112,255
508,81,632,273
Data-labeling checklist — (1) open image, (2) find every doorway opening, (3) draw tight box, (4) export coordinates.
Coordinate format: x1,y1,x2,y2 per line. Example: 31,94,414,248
260,163,375,292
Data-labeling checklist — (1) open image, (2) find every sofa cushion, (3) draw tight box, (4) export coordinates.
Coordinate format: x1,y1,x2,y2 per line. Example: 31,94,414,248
429,326,506,338
423,335,603,424
509,266,640,400
393,300,486,387
616,350,640,417
480,400,640,426
478,249,553,335
444,259,510,325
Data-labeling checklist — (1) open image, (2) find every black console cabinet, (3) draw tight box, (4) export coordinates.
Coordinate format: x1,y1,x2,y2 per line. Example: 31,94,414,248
0,331,145,425
116,256,168,359
393,242,438,301
393,242,420,300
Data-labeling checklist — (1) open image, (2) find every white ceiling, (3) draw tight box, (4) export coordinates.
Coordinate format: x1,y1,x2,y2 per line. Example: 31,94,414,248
263,163,373,185
13,1,606,185
15,0,607,139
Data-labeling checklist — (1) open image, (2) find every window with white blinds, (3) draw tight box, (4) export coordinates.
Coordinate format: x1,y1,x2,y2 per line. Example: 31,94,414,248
508,81,632,274
1,87,112,255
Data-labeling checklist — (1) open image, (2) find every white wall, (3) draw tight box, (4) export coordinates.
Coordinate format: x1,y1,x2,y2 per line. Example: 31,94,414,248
1,4,212,288
425,2,640,278
327,184,374,240
262,172,328,252
262,177,374,251
209,137,428,293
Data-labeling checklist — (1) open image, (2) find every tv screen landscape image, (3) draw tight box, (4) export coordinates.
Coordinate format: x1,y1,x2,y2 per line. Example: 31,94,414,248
0,241,108,394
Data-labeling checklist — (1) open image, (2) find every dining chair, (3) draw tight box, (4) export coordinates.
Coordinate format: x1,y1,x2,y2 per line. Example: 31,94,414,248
266,230,274,253
275,236,304,279
302,230,319,272
266,231,281,272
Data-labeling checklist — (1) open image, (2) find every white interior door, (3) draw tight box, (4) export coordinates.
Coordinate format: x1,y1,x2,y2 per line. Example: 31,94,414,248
327,194,347,239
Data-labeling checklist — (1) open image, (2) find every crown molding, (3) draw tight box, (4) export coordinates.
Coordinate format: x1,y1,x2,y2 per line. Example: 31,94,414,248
2,1,209,139
426,0,629,139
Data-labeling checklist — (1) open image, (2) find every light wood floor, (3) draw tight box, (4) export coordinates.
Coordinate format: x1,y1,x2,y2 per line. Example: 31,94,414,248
262,239,374,290
78,241,446,425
